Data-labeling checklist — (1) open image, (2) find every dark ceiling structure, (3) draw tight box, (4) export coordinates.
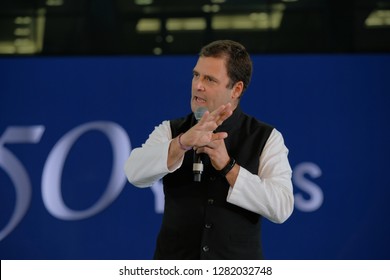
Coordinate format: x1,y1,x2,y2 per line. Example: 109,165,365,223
0,0,389,55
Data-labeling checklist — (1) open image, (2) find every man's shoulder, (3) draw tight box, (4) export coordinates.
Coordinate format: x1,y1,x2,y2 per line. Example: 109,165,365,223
170,112,193,125
240,111,275,131
169,113,194,137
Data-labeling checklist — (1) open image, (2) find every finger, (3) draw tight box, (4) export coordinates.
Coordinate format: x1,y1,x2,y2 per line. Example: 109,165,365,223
198,110,210,124
217,111,233,125
215,104,233,124
198,104,232,129
212,132,228,140
209,104,228,118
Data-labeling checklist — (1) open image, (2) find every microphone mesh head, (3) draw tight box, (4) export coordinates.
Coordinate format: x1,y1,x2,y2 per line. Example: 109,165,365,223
195,107,207,121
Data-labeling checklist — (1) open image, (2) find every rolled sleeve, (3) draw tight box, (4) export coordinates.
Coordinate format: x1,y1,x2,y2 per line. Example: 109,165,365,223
226,129,294,223
124,121,184,187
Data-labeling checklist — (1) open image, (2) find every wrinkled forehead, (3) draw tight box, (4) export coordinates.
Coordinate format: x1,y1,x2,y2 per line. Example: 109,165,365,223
194,56,228,78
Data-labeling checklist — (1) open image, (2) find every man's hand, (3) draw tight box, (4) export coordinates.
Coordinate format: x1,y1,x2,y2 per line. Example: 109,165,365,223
180,103,233,148
167,103,233,171
195,139,230,171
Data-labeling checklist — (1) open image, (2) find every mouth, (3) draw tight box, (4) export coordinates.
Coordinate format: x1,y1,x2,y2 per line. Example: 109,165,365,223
194,96,207,104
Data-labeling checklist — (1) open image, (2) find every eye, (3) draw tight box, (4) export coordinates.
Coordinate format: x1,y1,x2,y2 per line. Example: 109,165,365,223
205,76,216,83
192,71,199,78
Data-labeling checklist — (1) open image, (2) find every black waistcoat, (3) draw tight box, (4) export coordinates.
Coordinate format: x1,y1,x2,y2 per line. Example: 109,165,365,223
154,106,273,260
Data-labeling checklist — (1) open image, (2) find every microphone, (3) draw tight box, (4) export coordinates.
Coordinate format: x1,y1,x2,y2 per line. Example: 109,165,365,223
193,107,207,182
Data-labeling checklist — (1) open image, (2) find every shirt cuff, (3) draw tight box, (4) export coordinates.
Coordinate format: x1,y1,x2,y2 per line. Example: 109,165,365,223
226,166,248,203
167,139,185,172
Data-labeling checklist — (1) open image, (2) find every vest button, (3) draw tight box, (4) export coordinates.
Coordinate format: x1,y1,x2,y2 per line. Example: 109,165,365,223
205,223,213,229
202,245,209,252
208,199,214,205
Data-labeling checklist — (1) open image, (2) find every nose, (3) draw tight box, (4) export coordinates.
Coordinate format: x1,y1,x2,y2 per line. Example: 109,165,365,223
194,78,205,91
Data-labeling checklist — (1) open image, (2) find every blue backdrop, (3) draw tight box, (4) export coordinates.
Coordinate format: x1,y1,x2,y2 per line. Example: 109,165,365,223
1,54,389,259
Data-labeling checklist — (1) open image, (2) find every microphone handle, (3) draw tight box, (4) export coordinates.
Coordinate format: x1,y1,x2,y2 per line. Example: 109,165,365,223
193,152,203,182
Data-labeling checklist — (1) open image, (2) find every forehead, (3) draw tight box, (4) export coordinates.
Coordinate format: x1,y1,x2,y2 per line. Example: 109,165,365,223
193,56,228,78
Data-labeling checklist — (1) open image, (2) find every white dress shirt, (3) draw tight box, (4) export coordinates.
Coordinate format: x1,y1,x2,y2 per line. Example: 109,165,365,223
124,120,294,223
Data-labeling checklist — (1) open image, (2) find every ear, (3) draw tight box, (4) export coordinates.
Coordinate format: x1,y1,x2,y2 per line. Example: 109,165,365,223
231,81,244,100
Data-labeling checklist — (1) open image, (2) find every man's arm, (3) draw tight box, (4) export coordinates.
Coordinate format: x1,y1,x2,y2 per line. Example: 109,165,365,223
226,129,294,223
125,104,234,187
124,121,177,187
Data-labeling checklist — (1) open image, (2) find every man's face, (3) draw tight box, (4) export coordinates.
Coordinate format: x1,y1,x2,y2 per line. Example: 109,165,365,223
191,56,239,114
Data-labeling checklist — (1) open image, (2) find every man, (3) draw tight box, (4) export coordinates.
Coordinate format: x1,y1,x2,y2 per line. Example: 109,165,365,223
124,40,294,259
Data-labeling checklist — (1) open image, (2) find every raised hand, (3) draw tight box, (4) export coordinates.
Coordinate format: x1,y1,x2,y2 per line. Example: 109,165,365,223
182,103,233,148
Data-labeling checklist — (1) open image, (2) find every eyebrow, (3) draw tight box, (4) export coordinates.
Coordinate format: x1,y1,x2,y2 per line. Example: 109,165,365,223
193,69,219,83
